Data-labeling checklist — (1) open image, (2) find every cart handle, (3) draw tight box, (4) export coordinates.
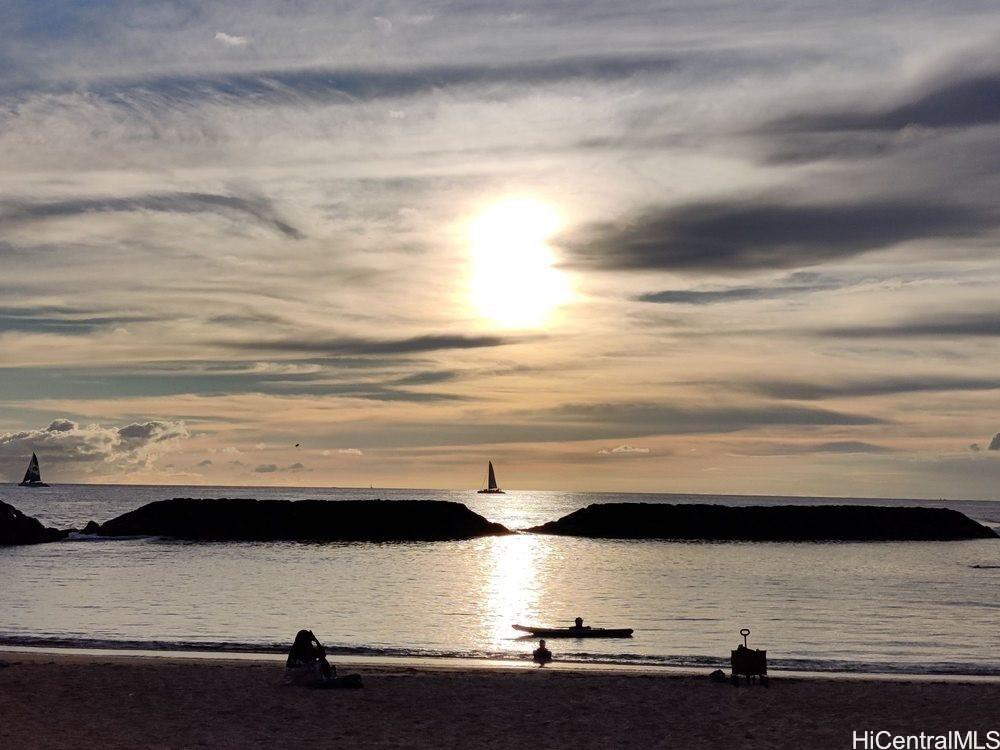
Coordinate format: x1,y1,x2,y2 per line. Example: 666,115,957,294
740,628,750,647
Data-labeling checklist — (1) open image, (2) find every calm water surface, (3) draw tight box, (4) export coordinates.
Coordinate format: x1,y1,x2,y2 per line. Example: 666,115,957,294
2,485,999,674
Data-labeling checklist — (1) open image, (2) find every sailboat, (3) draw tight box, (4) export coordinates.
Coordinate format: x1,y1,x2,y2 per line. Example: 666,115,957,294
477,460,504,494
18,452,49,487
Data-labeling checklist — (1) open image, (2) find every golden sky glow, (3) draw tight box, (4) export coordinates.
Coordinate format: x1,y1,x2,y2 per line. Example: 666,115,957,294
0,2,999,498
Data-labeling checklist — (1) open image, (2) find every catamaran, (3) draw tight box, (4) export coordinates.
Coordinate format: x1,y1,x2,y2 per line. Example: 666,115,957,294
18,452,49,487
477,460,504,494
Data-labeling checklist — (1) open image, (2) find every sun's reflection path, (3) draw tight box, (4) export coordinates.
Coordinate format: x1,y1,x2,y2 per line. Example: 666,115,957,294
482,534,554,650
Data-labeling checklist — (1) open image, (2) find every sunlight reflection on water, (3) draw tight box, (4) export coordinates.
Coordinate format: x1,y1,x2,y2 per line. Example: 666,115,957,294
2,485,999,673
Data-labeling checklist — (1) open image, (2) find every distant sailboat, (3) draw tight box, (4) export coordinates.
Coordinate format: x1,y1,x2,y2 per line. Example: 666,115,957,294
477,460,504,494
18,452,49,487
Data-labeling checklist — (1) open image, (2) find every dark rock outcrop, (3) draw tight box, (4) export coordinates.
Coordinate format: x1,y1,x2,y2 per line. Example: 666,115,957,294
95,498,510,542
81,520,101,535
528,503,998,541
0,500,68,545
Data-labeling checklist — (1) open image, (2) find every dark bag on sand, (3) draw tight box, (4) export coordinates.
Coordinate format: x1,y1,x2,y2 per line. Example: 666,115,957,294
312,674,363,690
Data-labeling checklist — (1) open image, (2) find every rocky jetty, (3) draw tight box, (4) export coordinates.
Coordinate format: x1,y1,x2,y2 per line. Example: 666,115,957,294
528,503,998,542
93,498,510,542
0,500,68,545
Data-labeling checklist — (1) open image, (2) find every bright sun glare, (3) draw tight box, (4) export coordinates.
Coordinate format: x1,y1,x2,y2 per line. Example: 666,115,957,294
467,197,572,328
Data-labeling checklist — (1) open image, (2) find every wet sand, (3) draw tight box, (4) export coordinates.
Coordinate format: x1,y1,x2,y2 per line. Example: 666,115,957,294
2,651,999,749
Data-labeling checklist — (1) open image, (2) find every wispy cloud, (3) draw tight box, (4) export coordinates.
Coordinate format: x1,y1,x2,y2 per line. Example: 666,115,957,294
734,375,1000,400
638,273,840,304
0,193,302,239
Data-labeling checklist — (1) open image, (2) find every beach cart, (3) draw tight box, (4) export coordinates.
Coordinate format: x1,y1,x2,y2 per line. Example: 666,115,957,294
731,628,768,687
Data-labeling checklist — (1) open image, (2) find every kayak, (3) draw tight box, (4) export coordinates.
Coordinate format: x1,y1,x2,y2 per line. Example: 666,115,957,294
513,624,634,638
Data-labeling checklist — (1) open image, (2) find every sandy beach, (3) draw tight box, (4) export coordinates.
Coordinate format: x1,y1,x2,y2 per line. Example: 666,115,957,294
1,652,998,749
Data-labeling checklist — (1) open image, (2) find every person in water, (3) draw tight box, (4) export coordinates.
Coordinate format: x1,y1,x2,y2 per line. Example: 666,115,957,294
572,617,591,630
533,639,553,667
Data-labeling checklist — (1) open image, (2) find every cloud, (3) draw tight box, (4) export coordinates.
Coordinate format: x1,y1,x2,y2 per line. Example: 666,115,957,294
754,52,1000,164
562,199,989,274
732,440,893,456
255,461,307,472
214,32,248,47
0,306,160,335
638,277,838,304
339,402,886,450
824,313,1000,339
117,421,188,443
2,53,689,110
0,418,189,477
0,361,471,403
391,370,461,386
598,444,651,456
0,193,302,239
220,333,523,356
771,70,1000,135
811,441,893,454
542,401,883,433
736,375,1000,400
989,433,1000,451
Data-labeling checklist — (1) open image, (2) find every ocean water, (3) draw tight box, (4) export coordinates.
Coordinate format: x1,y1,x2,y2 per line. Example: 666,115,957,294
2,485,999,675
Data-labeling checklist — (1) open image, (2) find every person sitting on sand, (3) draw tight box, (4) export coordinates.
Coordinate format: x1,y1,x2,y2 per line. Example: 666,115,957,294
533,639,553,667
285,629,335,685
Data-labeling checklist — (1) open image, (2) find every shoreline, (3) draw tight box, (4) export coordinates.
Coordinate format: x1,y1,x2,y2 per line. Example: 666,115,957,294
3,651,999,749
4,644,1000,684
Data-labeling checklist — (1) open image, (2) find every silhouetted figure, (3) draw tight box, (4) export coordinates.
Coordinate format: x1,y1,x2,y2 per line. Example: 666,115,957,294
572,617,591,630
285,629,334,684
533,639,552,667
284,629,362,688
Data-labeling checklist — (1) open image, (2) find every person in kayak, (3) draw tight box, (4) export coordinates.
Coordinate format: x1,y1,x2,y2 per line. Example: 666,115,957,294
533,639,552,667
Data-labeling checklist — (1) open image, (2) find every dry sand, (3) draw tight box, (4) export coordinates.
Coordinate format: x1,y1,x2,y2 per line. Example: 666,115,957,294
2,651,999,749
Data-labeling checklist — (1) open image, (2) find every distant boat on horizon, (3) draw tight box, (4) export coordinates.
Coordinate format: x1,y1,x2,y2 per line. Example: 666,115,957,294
477,460,504,494
18,452,49,487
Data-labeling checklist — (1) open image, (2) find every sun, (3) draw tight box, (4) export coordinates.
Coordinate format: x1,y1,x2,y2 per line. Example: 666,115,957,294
467,197,572,329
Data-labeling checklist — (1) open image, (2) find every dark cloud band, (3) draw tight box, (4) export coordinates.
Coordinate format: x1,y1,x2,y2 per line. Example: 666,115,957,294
221,333,522,356
563,199,990,273
824,313,1000,339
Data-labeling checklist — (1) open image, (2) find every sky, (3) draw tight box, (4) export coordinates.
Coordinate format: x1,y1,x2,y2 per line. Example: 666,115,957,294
1,1,999,497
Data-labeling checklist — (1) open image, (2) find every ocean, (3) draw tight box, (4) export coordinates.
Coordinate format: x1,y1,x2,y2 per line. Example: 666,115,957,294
2,485,999,675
